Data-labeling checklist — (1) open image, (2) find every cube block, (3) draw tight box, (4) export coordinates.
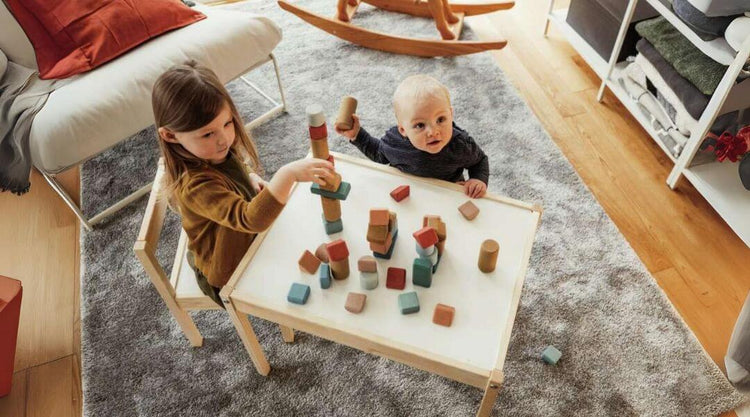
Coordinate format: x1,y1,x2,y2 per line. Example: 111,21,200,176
287,283,310,305
373,230,398,259
311,181,351,200
359,271,379,290
432,304,455,327
412,257,433,288
386,267,406,290
542,345,562,365
322,216,343,235
413,227,439,248
298,250,321,274
315,243,330,263
326,239,349,262
319,263,332,289
390,185,410,202
358,256,378,273
369,208,390,226
458,200,480,220
345,292,367,314
398,292,420,314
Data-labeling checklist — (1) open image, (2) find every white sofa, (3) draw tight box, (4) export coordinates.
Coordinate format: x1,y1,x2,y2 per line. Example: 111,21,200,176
0,3,286,229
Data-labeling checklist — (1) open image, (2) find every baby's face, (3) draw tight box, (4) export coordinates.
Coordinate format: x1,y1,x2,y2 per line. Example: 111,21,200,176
397,95,453,154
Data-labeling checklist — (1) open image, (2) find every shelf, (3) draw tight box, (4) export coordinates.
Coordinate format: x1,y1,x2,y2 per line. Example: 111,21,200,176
682,161,750,246
644,0,736,65
547,9,608,78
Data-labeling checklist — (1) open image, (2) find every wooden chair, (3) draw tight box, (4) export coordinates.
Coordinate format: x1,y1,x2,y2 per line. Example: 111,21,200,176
133,158,294,360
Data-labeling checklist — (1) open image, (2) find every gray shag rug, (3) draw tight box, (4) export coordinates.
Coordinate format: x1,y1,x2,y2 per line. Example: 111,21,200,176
80,0,747,415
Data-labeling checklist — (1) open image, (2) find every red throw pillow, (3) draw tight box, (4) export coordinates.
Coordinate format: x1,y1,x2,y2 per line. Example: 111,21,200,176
5,0,206,79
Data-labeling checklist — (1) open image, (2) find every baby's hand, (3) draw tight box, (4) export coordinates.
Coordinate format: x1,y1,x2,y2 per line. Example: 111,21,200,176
464,179,487,198
248,172,268,194
334,114,361,141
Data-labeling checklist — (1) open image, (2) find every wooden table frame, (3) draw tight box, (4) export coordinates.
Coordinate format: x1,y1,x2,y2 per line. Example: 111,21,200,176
219,152,541,416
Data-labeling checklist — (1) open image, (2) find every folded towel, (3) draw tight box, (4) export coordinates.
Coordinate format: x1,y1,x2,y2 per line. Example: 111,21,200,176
726,16,750,51
673,0,738,40
635,16,728,95
636,38,710,120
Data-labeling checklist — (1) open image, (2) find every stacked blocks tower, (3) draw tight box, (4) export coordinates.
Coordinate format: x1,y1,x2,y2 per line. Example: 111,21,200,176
358,255,379,290
367,208,399,259
413,217,445,275
306,104,351,235
326,239,350,280
423,215,447,257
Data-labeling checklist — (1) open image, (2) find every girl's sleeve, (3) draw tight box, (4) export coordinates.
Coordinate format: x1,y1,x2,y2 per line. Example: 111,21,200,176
181,173,285,233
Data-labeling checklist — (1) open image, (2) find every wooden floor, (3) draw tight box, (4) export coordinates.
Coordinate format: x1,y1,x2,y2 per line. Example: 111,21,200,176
0,1,748,415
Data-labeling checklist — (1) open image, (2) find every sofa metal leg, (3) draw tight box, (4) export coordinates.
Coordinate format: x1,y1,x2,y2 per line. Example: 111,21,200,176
242,54,288,131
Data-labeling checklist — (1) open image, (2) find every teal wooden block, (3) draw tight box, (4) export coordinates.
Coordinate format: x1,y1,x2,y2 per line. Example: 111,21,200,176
412,257,432,288
398,291,420,314
319,263,332,289
360,271,378,290
311,181,351,200
373,230,398,259
287,283,310,305
322,215,343,235
542,345,562,365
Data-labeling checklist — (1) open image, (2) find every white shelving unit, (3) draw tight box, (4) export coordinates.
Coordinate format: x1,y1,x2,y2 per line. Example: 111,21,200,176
544,1,750,247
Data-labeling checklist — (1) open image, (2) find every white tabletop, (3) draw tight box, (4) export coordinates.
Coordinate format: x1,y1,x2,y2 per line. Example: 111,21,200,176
232,153,540,372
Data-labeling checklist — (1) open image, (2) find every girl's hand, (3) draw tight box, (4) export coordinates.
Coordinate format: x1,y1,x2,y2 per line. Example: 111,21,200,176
334,114,361,141
283,158,336,185
248,172,268,194
464,179,487,198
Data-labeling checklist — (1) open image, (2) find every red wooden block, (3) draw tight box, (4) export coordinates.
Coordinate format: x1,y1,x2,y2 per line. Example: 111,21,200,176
386,267,406,290
369,208,390,226
298,250,322,274
390,185,410,202
326,239,349,262
0,276,22,397
413,227,438,248
432,303,455,327
309,124,327,140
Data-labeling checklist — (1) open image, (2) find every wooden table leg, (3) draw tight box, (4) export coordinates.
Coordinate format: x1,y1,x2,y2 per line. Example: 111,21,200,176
476,369,504,417
224,298,271,376
279,325,295,343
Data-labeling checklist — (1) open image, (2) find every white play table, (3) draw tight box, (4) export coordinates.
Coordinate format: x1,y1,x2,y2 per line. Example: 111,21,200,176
220,152,541,416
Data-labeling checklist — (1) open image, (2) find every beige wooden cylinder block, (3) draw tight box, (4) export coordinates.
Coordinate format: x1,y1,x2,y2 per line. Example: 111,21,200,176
478,239,499,273
330,258,350,280
310,138,330,160
321,197,341,222
335,96,358,130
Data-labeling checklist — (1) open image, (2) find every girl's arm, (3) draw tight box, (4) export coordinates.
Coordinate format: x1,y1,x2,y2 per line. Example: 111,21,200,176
264,159,334,204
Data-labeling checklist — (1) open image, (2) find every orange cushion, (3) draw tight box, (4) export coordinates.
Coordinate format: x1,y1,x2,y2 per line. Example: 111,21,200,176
5,0,205,79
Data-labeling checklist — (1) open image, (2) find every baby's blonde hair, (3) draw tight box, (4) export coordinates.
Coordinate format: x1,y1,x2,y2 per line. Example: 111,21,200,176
392,74,451,120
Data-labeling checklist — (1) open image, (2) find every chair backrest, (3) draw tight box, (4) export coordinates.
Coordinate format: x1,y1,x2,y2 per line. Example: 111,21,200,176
0,2,37,69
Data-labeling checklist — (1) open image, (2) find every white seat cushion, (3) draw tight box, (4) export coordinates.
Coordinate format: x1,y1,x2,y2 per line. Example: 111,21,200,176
29,6,282,173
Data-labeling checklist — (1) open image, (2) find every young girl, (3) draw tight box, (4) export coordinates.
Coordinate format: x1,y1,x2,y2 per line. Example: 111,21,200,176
152,61,334,307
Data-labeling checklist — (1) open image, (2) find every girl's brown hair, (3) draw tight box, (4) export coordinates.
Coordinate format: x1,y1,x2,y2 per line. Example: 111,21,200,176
152,60,261,199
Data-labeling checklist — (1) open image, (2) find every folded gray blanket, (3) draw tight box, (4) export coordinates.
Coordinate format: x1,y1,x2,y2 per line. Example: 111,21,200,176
673,0,739,40
0,50,61,195
636,38,710,120
635,16,728,95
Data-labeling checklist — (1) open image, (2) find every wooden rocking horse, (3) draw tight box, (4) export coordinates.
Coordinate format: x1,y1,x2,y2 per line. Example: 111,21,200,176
277,0,514,57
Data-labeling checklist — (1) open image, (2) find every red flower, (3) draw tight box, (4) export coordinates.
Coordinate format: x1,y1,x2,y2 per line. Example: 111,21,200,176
714,131,748,162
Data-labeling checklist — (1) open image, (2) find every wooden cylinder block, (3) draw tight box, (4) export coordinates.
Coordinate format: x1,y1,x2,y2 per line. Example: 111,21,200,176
321,197,341,222
335,96,358,130
310,138,330,160
478,239,499,273
330,258,350,280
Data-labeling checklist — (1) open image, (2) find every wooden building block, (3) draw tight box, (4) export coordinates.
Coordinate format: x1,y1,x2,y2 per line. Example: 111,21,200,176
388,211,398,233
319,263,332,289
359,271,379,290
390,185,410,202
398,292,420,314
369,231,392,253
367,223,389,244
306,103,326,127
315,243,330,263
436,240,446,256
542,345,562,365
322,216,343,235
327,154,335,166
357,256,377,273
326,239,349,261
298,250,321,274
287,283,310,305
386,267,406,290
422,214,441,227
424,215,446,241
458,200,480,220
320,172,342,192
345,292,366,314
478,239,499,273
335,96,358,130
311,181,351,200
321,197,341,222
373,230,398,259
310,137,330,160
413,226,439,248
432,303,455,327
415,243,435,258
412,257,432,288
330,258,350,280
369,208,390,226
309,124,327,140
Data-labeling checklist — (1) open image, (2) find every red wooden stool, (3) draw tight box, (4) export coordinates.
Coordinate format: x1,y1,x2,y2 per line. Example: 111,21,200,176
0,275,22,398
